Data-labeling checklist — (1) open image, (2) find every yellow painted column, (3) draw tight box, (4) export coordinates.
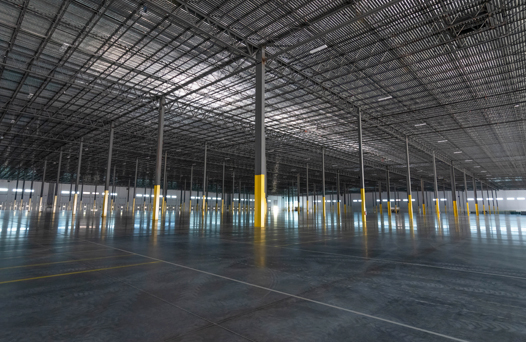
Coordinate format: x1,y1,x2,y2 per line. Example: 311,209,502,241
132,198,135,212
189,200,192,213
453,200,458,217
408,195,413,219
387,201,391,217
221,199,224,214
28,198,31,211
465,202,469,216
152,185,161,220
254,174,265,227
72,194,78,215
202,195,206,215
422,203,426,215
322,197,326,217
337,202,340,216
360,188,366,225
475,203,479,216
435,199,440,219
306,200,309,213
102,190,109,217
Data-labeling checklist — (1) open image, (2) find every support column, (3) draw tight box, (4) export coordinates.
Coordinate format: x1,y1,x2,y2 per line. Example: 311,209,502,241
162,151,168,214
133,158,138,212
53,148,63,213
378,181,383,215
463,171,469,215
28,170,34,210
494,189,499,214
102,122,114,217
222,161,225,214
432,152,440,218
420,179,426,215
358,108,366,224
451,164,458,217
322,147,326,217
39,159,47,211
152,96,165,221
473,176,479,216
481,182,486,215
254,48,266,227
297,174,300,213
231,170,234,213
202,143,208,215
337,170,341,216
386,166,391,217
306,164,309,213
405,137,413,220
189,165,193,212
72,138,83,215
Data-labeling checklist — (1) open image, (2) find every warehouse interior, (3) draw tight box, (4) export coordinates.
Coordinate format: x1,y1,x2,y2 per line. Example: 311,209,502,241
1,0,526,341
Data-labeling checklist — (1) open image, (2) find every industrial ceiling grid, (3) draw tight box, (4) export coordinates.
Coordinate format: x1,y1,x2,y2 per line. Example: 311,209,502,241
0,0,524,193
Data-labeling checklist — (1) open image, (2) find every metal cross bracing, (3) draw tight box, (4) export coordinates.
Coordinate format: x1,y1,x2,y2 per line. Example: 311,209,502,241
0,0,524,195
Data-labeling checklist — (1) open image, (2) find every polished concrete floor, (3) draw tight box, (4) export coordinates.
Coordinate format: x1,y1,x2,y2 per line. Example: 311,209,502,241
1,207,525,341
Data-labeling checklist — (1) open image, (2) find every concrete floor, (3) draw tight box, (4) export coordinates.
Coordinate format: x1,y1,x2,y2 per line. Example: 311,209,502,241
1,208,525,341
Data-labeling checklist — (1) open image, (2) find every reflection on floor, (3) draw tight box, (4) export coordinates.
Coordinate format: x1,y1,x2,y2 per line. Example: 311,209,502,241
1,208,525,341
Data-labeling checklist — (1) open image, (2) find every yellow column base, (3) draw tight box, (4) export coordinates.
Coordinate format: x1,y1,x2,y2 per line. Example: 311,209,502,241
189,200,192,213
39,197,43,212
422,204,426,215
28,198,31,211
387,202,391,217
132,198,136,212
380,204,383,215
254,174,266,227
322,197,326,217
110,199,113,212
435,200,440,219
93,200,96,210
482,204,485,215
360,188,366,225
152,185,161,221
408,195,413,218
202,196,206,215
102,190,109,217
72,194,78,215
53,196,58,213
475,203,479,216
337,202,340,216
465,202,469,215
307,200,309,213
453,200,458,217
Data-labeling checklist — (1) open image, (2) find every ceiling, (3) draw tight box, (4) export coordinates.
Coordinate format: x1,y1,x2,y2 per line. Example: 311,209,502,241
0,0,524,194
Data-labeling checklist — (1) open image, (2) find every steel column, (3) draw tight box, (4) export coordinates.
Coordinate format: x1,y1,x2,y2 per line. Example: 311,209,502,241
254,47,266,227
202,143,207,215
451,164,458,217
463,171,469,215
222,161,225,214
72,138,83,215
420,179,425,215
322,147,326,216
102,122,114,217
53,148,63,213
133,158,138,211
152,96,165,221
306,164,309,212
39,159,47,211
473,176,479,216
432,152,440,218
358,108,366,224
386,166,391,217
405,137,413,219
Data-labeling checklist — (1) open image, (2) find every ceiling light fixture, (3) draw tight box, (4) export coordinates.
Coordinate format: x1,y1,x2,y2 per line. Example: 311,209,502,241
465,159,472,162
378,95,393,101
309,44,327,54
414,123,426,127
438,140,447,143
515,104,520,108
454,151,462,154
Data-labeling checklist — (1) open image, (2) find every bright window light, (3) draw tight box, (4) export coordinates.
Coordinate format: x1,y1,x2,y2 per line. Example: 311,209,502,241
467,198,474,201
24,189,34,192
376,199,380,202
477,198,483,201
382,199,387,202
403,199,408,202
61,191,70,194
507,198,515,200
496,198,503,200
518,197,525,200
83,192,90,194
487,198,493,200
92,192,99,195
353,200,357,202
0,188,7,191
136,194,142,197
440,199,447,201
13,189,23,192
411,199,415,201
